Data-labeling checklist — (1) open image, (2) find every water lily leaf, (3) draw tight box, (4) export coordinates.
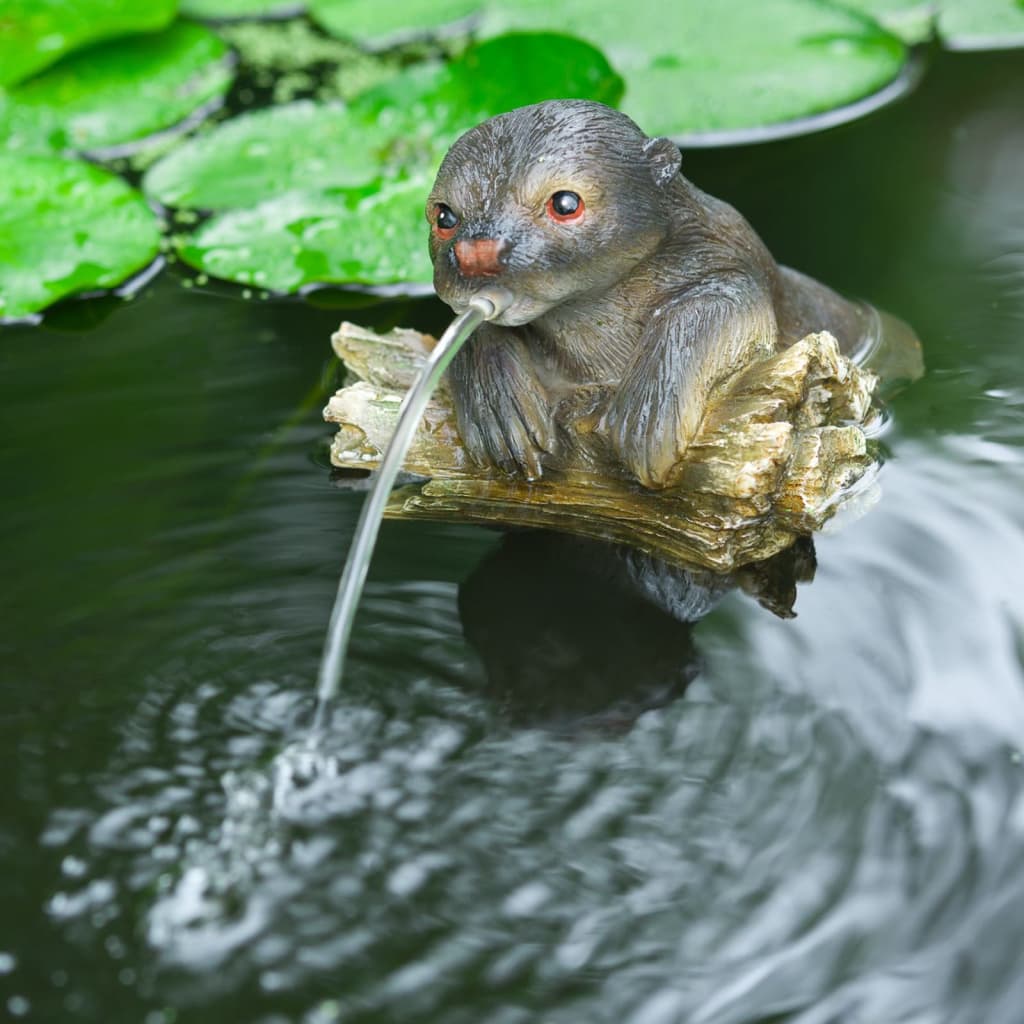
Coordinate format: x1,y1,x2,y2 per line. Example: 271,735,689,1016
309,0,483,46
939,0,1024,49
0,154,161,320
837,1,936,44
180,0,305,19
178,177,434,291
351,32,623,135
0,22,234,156
310,0,907,139
143,101,406,211
0,0,176,87
145,33,621,212
479,0,907,139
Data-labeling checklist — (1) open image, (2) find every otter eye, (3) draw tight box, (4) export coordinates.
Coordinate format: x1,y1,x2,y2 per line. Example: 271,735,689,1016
434,203,459,239
546,190,584,222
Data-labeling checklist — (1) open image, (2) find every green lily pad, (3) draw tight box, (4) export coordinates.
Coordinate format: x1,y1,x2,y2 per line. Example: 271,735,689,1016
939,0,1024,49
479,0,906,139
0,22,234,155
145,33,621,212
0,0,176,87
309,0,482,45
351,31,623,137
837,1,936,44
143,101,401,211
0,154,162,320
178,176,433,291
180,0,305,19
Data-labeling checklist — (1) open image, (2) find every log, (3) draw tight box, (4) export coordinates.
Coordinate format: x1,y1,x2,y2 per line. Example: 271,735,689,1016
324,322,882,573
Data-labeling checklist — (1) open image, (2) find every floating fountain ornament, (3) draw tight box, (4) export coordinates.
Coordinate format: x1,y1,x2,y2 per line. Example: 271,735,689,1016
315,299,922,728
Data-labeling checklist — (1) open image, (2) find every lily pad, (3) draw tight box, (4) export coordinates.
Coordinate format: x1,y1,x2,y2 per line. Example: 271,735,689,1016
310,0,907,138
939,0,1024,49
0,154,162,320
177,177,434,291
0,0,176,87
144,33,621,212
480,0,907,139
837,1,936,44
143,101,406,211
309,0,483,46
350,31,623,137
180,0,305,19
0,22,234,156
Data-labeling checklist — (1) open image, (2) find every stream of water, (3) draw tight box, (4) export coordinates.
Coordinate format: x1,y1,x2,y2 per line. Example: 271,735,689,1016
1,50,1023,1024
314,286,511,729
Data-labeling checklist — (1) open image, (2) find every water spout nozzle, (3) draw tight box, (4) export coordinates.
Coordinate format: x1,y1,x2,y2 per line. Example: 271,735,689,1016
468,286,514,322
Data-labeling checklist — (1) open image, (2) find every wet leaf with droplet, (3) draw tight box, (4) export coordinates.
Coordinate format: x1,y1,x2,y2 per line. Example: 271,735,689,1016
0,154,162,320
143,101,417,211
477,0,907,138
178,177,433,292
0,0,176,87
0,22,234,156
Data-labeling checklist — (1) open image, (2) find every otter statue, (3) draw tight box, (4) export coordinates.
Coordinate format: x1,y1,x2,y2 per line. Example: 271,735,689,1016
426,100,905,490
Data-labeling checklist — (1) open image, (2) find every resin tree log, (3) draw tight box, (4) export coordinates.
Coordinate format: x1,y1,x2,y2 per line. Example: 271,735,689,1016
324,322,880,573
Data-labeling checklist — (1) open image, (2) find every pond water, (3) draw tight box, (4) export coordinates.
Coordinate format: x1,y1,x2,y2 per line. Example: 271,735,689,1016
2,50,1023,1024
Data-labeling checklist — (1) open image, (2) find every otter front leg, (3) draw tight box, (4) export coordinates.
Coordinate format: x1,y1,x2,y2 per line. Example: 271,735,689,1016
446,323,554,480
601,283,776,489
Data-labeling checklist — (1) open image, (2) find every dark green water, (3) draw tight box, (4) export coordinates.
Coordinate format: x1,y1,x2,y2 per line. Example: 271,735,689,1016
2,51,1023,1023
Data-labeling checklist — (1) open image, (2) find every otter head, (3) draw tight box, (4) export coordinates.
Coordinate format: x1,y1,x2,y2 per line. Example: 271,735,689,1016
426,100,682,326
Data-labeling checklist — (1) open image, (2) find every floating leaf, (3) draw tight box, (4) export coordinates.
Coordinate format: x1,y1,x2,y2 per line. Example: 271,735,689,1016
178,177,433,291
145,34,621,212
143,101,408,211
309,0,482,46
480,0,907,139
350,32,623,141
939,0,1024,49
0,154,161,320
836,1,936,44
0,22,234,156
0,0,176,87
180,0,305,19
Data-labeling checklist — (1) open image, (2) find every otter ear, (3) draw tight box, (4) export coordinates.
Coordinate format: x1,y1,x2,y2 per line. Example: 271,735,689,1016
643,137,682,188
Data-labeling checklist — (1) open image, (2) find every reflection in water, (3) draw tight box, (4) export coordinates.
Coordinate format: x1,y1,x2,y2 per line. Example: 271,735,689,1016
458,531,815,728
33,436,1024,1023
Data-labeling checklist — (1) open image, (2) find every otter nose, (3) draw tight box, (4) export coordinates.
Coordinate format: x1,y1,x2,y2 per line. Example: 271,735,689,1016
453,238,508,277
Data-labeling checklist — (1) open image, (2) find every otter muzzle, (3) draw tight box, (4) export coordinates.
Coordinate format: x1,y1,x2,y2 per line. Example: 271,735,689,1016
453,238,508,278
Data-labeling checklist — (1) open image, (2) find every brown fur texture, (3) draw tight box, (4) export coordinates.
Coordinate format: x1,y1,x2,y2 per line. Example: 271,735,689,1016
427,100,878,488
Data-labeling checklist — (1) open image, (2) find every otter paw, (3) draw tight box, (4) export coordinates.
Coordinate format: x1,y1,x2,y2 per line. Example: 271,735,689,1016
458,382,554,480
600,399,684,490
